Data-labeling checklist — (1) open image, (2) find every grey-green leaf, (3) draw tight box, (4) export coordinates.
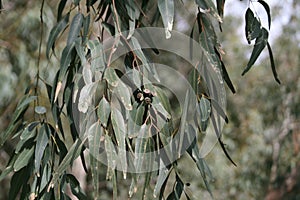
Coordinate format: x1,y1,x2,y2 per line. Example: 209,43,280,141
199,96,211,132
97,97,111,127
13,147,34,171
87,40,106,72
46,14,69,58
67,13,83,45
58,42,75,81
35,124,49,173
158,0,174,39
111,108,127,178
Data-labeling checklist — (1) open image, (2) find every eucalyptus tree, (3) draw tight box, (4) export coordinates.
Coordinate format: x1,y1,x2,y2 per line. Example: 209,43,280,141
0,0,278,199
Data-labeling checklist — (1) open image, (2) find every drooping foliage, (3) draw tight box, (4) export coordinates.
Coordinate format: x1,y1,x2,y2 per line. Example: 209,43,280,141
0,0,278,199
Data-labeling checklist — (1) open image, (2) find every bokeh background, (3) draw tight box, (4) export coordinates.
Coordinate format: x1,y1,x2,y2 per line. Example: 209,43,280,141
0,0,299,199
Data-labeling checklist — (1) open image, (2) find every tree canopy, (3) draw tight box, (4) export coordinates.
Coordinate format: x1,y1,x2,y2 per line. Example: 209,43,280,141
0,0,288,199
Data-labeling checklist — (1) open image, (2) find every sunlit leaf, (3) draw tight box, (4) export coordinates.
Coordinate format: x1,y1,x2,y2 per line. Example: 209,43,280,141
104,134,117,179
87,40,106,72
111,108,127,178
88,122,102,199
154,167,171,198
158,0,174,39
104,67,119,87
97,97,111,127
78,82,97,113
134,124,150,173
82,62,92,84
126,0,140,39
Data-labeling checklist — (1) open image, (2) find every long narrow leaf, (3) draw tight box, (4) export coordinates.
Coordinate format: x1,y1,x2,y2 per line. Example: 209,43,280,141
158,0,174,39
242,28,269,76
267,42,280,84
67,13,83,45
258,0,271,29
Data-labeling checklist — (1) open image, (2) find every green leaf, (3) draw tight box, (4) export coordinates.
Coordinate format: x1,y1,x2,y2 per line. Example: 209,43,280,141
67,13,83,45
66,174,88,199
102,22,115,36
104,68,132,110
216,0,225,19
46,13,69,58
158,0,174,39
57,0,67,22
195,0,222,22
82,14,90,44
258,0,271,29
104,67,119,87
130,37,159,80
245,8,262,44
58,42,75,81
78,82,97,113
111,108,127,178
82,62,92,84
178,91,190,156
88,122,102,199
13,146,34,171
134,124,149,173
174,174,184,199
87,40,106,72
17,96,37,110
49,138,85,189
75,38,87,66
126,0,140,39
35,124,49,173
104,134,117,179
186,126,213,196
97,97,111,127
267,42,280,84
214,47,236,93
0,155,18,181
19,122,39,141
9,166,31,200
35,106,47,114
40,163,51,192
242,28,269,76
210,97,228,123
154,167,171,198
199,96,211,132
128,102,145,138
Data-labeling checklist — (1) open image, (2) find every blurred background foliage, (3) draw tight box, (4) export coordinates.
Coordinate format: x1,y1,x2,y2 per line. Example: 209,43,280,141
0,0,299,199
